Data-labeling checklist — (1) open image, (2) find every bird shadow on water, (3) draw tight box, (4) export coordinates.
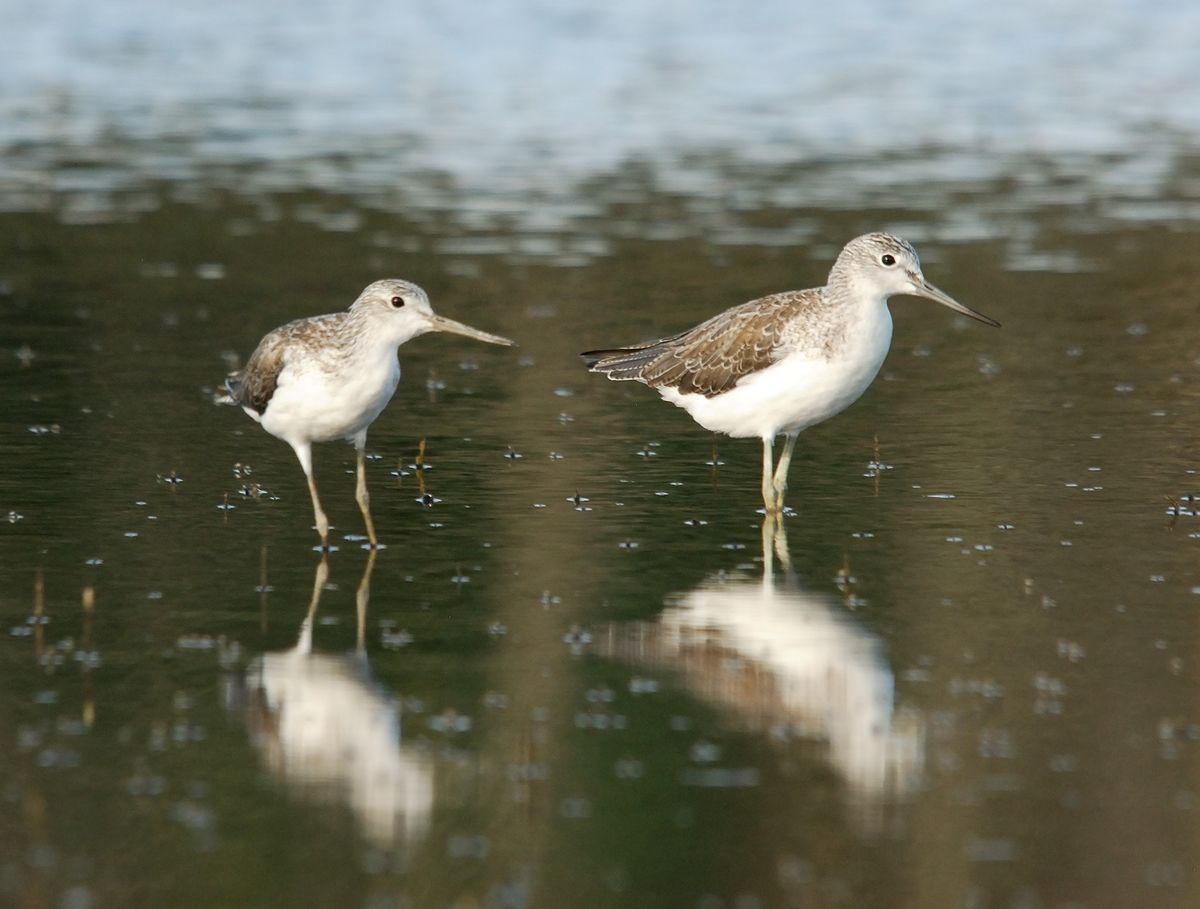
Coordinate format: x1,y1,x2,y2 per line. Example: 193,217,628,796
223,551,435,855
599,517,925,831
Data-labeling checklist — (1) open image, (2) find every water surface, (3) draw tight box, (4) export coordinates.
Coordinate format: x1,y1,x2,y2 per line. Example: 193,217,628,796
3,3,1200,908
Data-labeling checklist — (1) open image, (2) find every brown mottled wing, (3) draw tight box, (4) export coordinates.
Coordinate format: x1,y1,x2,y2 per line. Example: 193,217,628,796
582,290,821,398
225,329,289,415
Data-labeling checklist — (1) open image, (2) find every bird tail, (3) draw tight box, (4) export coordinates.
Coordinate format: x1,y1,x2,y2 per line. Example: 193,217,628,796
216,373,242,406
581,344,664,382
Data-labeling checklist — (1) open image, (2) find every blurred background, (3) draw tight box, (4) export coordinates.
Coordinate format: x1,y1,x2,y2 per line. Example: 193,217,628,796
2,2,1199,908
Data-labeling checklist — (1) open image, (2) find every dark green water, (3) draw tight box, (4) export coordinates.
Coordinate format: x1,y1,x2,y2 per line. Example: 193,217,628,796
2,165,1200,909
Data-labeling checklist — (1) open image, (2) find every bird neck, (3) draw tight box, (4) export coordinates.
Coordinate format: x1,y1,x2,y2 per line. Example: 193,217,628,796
346,307,421,355
822,277,889,311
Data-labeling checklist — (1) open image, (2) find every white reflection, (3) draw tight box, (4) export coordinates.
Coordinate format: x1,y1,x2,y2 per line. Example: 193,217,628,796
604,519,923,824
237,553,433,850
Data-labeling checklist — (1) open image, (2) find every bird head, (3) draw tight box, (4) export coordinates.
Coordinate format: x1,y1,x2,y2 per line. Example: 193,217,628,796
832,233,999,327
350,279,516,347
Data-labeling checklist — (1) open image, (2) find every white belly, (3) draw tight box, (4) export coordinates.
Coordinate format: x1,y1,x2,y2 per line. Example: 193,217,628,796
660,306,892,440
257,357,401,445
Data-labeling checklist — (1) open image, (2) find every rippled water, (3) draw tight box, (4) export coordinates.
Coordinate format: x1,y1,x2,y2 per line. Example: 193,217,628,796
3,3,1200,908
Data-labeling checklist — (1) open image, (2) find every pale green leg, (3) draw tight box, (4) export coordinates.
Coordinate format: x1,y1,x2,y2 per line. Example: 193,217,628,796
771,432,799,512
761,436,776,512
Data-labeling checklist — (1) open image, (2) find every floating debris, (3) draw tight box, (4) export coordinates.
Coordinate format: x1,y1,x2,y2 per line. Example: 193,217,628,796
976,356,1001,376
427,710,472,733
559,796,592,818
563,626,593,655
1166,494,1200,518
865,459,894,476
629,677,659,695
680,767,760,788
483,691,510,710
381,629,413,650
176,635,216,650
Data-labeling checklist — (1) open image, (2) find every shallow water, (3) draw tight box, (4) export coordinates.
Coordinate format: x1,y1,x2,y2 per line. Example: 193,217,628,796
4,4,1200,909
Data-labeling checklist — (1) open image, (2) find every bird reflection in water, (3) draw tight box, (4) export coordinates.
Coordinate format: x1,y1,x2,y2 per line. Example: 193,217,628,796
231,552,434,850
602,517,923,828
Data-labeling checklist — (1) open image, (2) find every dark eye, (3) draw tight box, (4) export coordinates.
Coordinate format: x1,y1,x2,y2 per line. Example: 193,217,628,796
390,295,405,308
881,254,896,266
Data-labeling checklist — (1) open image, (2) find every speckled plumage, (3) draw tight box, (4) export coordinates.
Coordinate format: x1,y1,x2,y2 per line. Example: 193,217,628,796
583,232,999,513
581,288,843,398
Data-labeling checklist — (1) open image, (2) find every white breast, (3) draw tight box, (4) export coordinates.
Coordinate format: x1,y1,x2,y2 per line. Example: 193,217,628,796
260,353,401,445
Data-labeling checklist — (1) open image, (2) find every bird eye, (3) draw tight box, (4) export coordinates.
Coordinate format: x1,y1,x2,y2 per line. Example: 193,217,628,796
881,254,896,266
390,295,405,308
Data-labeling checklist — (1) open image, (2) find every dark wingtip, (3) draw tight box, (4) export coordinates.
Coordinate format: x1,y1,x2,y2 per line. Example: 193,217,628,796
580,350,605,371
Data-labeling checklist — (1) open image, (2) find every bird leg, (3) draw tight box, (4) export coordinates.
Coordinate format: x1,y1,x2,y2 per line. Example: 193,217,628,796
305,475,331,548
760,512,792,578
297,556,331,655
355,547,378,655
760,515,777,578
761,436,776,512
293,442,331,549
353,434,379,548
771,433,799,512
772,512,791,572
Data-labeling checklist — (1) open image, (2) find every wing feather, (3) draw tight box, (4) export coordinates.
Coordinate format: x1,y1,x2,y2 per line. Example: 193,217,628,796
582,290,824,398
225,330,289,415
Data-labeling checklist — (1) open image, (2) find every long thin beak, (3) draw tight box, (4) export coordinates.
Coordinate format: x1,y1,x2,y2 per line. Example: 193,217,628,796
912,278,1000,328
428,314,516,346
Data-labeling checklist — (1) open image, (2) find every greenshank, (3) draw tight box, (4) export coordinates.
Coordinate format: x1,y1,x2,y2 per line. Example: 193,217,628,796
582,233,998,513
224,279,514,548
